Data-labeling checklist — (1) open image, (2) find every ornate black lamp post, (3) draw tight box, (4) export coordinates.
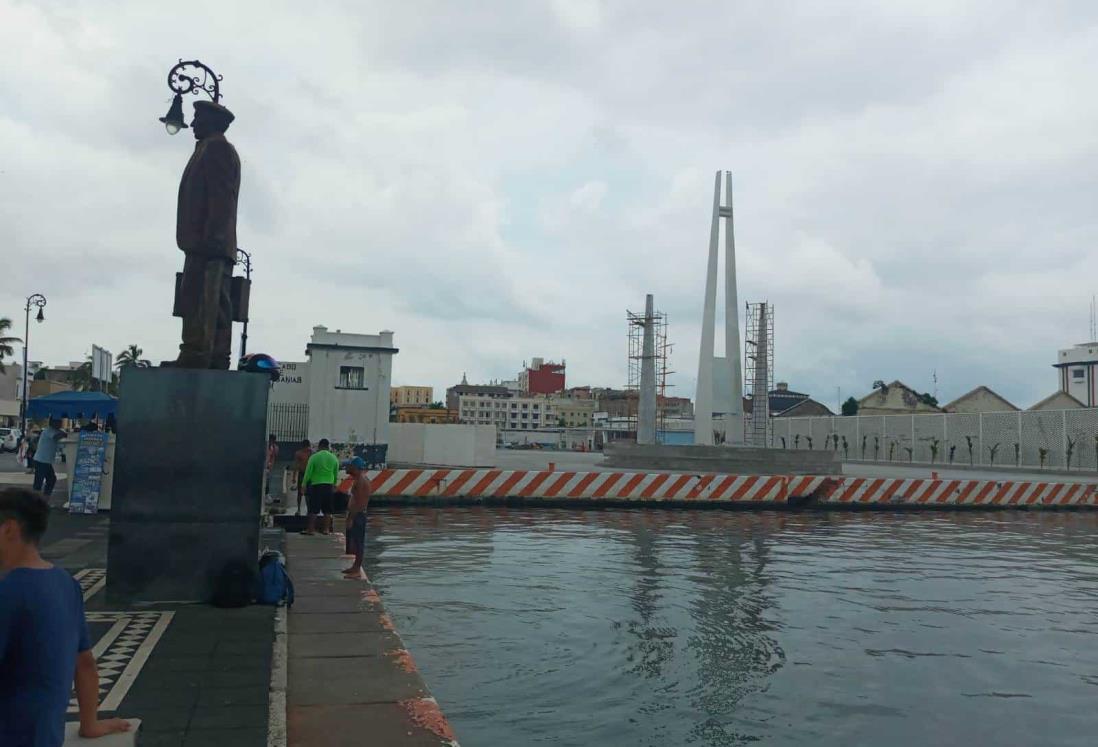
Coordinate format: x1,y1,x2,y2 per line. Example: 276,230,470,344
235,247,252,358
19,293,46,439
159,59,223,135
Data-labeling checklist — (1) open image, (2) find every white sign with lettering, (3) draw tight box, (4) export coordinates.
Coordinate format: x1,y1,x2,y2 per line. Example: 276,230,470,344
269,361,309,405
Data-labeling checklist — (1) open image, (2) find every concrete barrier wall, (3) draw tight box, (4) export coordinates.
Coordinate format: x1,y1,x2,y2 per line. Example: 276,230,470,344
369,468,823,502
603,443,840,475
387,424,426,465
387,423,495,467
365,468,1098,508
814,476,1097,507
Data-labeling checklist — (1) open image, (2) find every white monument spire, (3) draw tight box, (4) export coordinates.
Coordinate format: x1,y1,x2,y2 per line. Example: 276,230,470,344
694,170,745,445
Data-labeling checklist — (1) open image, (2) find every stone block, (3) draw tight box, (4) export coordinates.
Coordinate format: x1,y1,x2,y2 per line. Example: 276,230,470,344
106,367,270,603
288,657,427,706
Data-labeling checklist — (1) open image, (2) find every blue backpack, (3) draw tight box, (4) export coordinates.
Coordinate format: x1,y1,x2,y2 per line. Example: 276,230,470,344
256,550,295,607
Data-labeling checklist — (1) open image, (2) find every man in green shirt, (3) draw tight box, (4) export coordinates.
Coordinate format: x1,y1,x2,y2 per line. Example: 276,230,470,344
301,438,340,536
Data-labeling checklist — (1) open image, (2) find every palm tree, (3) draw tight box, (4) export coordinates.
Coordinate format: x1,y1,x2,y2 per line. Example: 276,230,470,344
115,344,150,369
0,317,22,373
71,355,94,392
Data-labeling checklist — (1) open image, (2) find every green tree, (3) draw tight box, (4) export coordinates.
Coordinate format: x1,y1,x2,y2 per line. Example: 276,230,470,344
71,356,94,392
0,317,21,373
918,392,939,407
841,397,859,416
115,344,150,368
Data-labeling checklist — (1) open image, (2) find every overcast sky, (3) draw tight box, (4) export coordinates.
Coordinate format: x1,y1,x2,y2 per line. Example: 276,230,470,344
3,1,1097,409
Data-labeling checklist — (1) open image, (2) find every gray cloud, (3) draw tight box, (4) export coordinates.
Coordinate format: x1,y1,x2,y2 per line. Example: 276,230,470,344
2,0,1097,408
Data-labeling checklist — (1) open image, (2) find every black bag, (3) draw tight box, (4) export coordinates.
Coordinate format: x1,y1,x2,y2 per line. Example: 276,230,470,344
210,559,256,608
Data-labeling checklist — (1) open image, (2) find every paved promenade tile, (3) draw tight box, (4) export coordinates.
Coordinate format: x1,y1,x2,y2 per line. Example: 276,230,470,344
36,512,278,746
284,532,459,747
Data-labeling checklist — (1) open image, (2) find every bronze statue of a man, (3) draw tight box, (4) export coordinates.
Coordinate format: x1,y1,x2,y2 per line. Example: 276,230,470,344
172,100,240,369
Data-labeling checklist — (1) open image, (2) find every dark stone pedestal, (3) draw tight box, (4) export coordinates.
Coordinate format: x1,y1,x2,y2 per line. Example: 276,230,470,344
106,367,270,603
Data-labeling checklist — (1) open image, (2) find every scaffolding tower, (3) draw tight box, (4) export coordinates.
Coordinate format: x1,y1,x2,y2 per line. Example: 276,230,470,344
744,301,774,446
627,304,672,437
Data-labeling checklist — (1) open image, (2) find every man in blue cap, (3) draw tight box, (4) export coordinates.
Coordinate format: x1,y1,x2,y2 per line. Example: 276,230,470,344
341,457,372,579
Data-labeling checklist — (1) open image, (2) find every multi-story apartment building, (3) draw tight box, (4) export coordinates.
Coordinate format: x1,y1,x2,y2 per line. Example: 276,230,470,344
390,385,433,407
519,357,566,395
393,406,458,424
549,397,597,428
457,392,557,430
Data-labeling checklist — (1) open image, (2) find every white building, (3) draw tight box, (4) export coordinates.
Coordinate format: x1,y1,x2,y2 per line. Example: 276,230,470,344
0,362,22,427
457,392,557,431
1054,342,1098,407
268,326,397,446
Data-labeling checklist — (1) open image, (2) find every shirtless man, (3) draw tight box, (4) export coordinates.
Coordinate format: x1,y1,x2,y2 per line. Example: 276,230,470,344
340,457,372,579
292,439,313,515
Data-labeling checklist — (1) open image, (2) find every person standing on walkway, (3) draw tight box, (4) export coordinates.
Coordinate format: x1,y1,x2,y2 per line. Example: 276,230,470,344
265,434,279,505
301,439,339,536
292,439,313,516
0,487,131,745
341,457,373,579
32,419,66,498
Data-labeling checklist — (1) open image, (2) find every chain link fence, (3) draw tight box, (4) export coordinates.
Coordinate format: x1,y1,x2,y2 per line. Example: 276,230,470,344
773,409,1098,471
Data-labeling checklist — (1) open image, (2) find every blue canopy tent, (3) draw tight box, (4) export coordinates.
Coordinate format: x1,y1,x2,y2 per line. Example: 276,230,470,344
26,391,118,421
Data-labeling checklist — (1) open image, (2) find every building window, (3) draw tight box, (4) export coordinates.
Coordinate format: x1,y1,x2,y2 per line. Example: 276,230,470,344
338,366,366,389
1073,369,1086,380
522,404,529,410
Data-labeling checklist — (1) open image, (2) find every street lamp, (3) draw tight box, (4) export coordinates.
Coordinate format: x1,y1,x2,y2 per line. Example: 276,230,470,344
235,247,252,358
159,59,223,135
19,293,46,441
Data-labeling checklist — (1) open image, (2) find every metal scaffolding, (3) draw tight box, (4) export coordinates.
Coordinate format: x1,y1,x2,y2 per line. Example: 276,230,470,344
744,301,774,446
627,303,672,437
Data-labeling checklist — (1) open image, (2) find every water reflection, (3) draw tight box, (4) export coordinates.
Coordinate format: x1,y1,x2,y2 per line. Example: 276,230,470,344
366,508,1098,747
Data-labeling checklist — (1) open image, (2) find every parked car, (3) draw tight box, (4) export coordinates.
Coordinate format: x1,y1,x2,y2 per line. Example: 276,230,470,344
0,427,20,453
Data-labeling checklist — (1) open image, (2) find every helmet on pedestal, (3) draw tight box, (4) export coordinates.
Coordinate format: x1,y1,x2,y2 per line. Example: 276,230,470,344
238,353,280,382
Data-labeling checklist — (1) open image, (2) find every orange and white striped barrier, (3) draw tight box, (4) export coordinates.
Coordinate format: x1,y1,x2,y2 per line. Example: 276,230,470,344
367,469,822,503
814,477,1098,507
364,469,1098,508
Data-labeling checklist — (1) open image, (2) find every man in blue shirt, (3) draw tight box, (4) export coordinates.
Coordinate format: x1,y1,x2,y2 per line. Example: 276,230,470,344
32,419,66,498
0,488,130,746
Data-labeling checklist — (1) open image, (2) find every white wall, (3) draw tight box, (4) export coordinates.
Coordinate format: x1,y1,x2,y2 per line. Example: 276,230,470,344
387,423,425,464
268,361,309,406
499,428,595,450
305,326,396,446
388,423,495,466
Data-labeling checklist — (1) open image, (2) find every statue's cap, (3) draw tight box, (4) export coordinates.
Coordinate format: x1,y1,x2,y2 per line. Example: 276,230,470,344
193,100,235,124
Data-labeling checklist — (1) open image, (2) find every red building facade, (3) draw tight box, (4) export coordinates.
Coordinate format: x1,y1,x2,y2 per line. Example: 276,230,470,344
521,358,566,395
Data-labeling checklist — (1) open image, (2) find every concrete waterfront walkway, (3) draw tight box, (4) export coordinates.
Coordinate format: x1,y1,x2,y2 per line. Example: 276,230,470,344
284,533,458,746
36,511,277,746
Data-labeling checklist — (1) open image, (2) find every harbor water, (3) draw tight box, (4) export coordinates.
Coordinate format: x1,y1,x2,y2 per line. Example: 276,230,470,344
365,507,1098,746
